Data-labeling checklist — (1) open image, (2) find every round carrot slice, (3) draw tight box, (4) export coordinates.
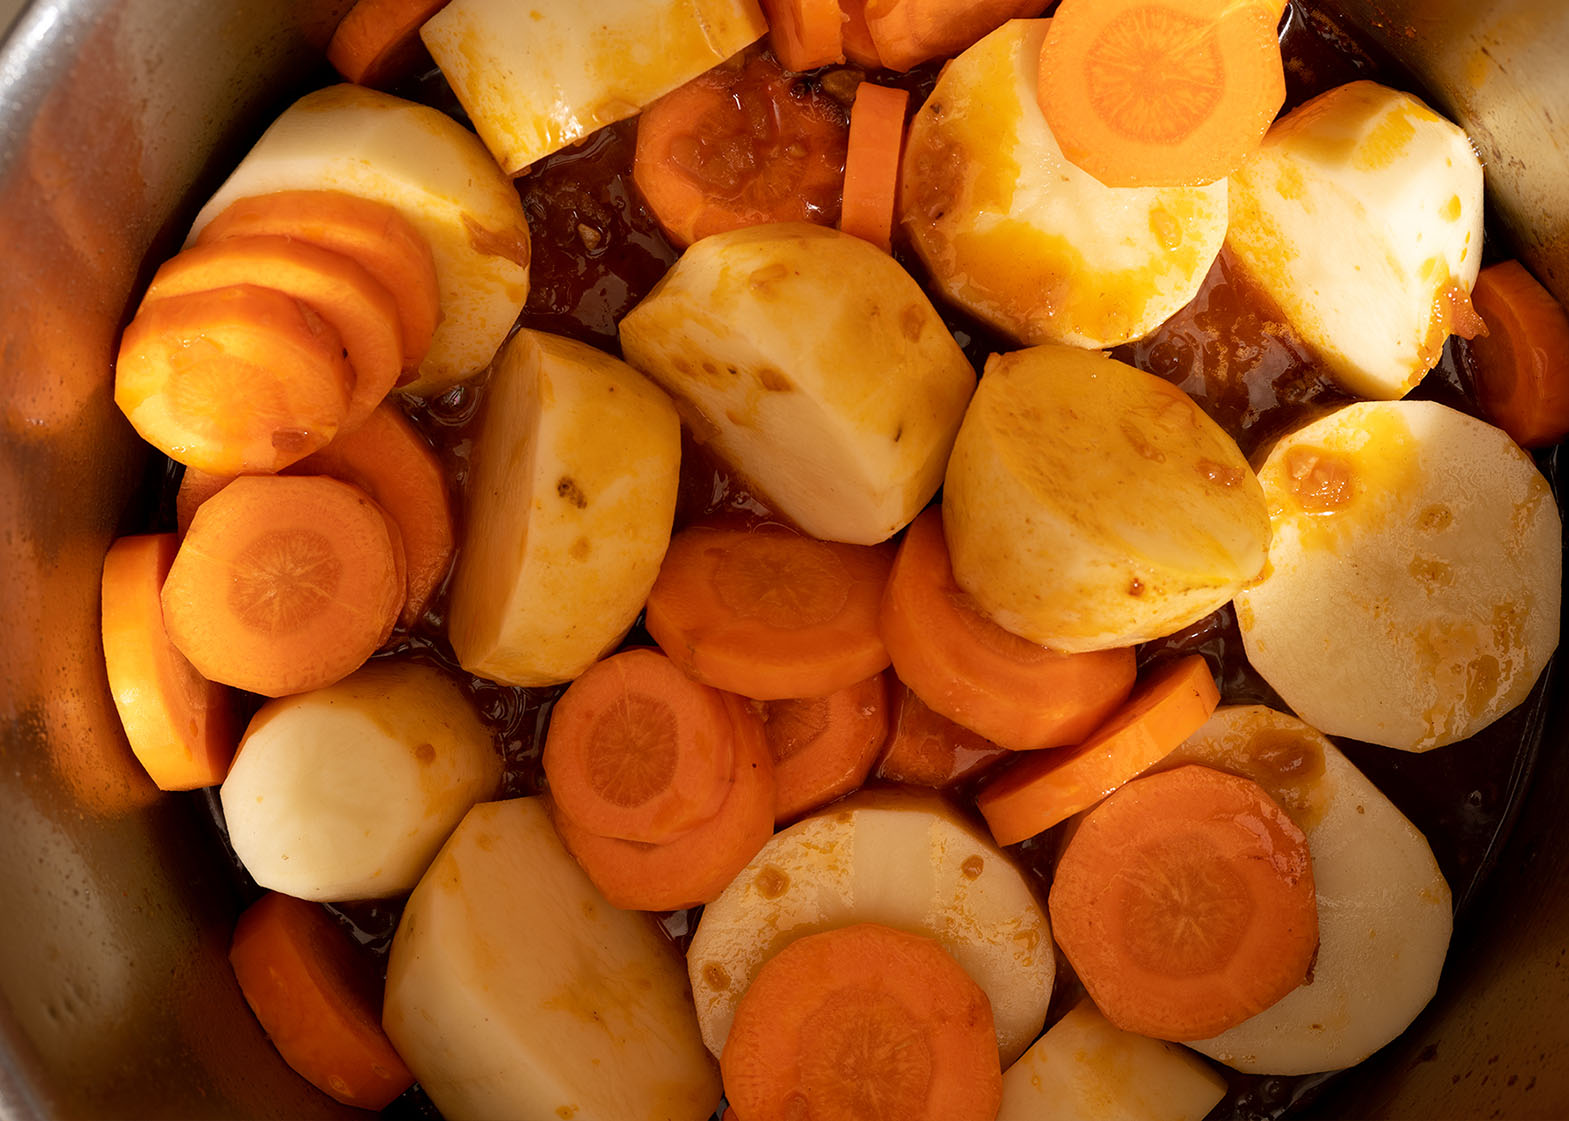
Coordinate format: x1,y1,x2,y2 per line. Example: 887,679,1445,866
760,672,889,823
543,648,736,845
325,0,449,88
721,922,1003,1121
760,0,845,72
1467,259,1569,447
875,680,1011,789
1048,763,1319,1042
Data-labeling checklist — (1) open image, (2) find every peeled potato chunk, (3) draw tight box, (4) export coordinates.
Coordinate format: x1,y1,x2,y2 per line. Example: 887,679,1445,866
187,85,531,396
944,345,1269,652
1227,80,1485,399
1158,706,1452,1075
448,329,681,687
1236,400,1561,751
219,661,501,901
384,798,720,1121
687,787,1054,1067
898,19,1227,349
619,222,975,545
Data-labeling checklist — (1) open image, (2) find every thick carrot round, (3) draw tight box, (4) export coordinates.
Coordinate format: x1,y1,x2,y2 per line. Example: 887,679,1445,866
1467,259,1569,447
881,507,1137,750
326,0,449,87
864,0,1046,71
760,672,889,823
176,467,236,538
840,0,884,68
1037,0,1286,187
761,0,845,72
721,922,1003,1121
161,475,405,698
838,81,910,253
876,680,1011,788
1048,763,1319,1041
229,891,414,1110
551,693,776,911
976,655,1220,846
633,51,849,248
101,533,237,790
645,525,894,700
115,284,352,474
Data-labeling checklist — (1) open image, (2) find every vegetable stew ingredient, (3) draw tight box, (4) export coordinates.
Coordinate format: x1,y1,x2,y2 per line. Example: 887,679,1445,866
326,0,450,87
840,0,882,67
864,0,1046,71
758,671,888,823
876,681,1011,787
759,0,844,71
1467,259,1569,447
838,81,909,252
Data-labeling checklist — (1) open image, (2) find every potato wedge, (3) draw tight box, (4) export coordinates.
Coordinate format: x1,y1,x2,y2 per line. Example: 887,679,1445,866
943,345,1269,652
1236,400,1561,751
448,329,681,687
618,222,975,545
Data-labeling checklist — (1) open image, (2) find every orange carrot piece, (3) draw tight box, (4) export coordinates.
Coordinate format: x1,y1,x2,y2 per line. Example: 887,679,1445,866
101,533,237,790
551,692,776,911
1048,763,1318,1041
645,524,894,700
976,655,1220,846
176,467,238,538
759,672,889,823
633,51,849,248
876,680,1011,788
326,0,448,87
1037,0,1286,187
864,0,1045,71
722,923,1003,1121
229,892,414,1110
840,0,884,68
115,285,353,474
161,475,405,698
144,235,404,432
838,82,909,253
761,0,846,72
196,190,440,377
881,508,1137,749
1467,259,1569,447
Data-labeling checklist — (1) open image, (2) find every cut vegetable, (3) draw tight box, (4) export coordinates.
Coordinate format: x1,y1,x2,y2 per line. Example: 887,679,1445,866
838,82,909,252
760,0,845,71
383,798,722,1121
759,672,888,823
840,0,882,67
1049,764,1318,1041
1468,259,1569,447
327,0,449,87
722,923,1003,1121
175,467,236,537
876,681,1011,788
1235,400,1561,751
864,0,1046,71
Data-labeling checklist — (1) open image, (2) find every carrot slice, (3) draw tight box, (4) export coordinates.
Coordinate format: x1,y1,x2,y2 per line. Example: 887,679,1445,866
881,508,1137,749
101,533,237,790
1048,763,1318,1041
759,672,889,823
1467,259,1569,447
176,467,235,538
645,525,894,700
115,285,353,474
721,922,1003,1121
1037,0,1287,187
762,0,845,72
840,0,884,68
161,475,405,697
326,0,449,88
838,82,909,253
975,655,1220,846
633,51,849,248
876,680,1011,788
144,235,403,431
543,648,736,844
864,0,1046,71
195,190,440,377
551,693,776,911
229,892,414,1110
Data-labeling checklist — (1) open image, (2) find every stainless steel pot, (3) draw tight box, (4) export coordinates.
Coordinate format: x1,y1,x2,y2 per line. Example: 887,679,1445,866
0,1,1564,1116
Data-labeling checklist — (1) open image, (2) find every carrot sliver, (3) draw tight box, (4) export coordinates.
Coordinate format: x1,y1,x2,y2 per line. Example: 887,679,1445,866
326,0,448,87
864,0,1046,71
645,525,894,700
876,680,1011,788
101,533,237,790
1048,763,1318,1041
721,923,1003,1121
840,0,883,68
176,467,238,538
761,0,845,71
1467,259,1569,447
838,82,909,253
976,654,1220,846
161,475,405,697
760,672,889,823
229,892,413,1110
551,692,776,911
1036,0,1286,187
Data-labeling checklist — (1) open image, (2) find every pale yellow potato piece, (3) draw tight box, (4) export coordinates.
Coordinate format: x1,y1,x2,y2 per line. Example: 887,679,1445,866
422,0,767,175
1227,80,1485,399
448,329,680,687
687,788,1053,1067
1155,706,1451,1075
383,798,720,1121
619,222,975,545
187,84,530,396
944,345,1269,652
898,19,1227,349
219,661,500,901
1236,401,1560,751
998,998,1225,1121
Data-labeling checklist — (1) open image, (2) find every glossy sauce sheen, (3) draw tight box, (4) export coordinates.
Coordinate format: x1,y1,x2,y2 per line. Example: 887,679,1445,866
178,5,1563,1119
